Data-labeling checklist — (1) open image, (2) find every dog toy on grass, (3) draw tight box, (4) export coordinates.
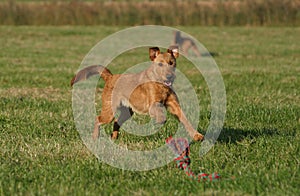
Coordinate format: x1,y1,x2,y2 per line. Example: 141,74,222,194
166,136,220,182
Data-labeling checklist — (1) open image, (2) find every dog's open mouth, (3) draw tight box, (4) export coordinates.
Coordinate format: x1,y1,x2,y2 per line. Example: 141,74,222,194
163,80,173,87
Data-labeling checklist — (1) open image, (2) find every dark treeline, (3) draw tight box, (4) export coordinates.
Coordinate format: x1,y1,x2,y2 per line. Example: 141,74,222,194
0,0,299,26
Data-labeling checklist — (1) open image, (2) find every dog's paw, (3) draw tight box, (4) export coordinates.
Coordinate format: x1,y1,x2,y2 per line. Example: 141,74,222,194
111,131,119,140
156,118,166,125
155,114,166,124
193,133,204,141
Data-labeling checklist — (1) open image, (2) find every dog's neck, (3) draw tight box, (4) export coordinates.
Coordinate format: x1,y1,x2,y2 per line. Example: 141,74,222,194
141,63,158,83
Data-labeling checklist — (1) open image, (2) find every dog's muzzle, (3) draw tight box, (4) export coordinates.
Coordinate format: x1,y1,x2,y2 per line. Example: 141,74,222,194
164,74,175,87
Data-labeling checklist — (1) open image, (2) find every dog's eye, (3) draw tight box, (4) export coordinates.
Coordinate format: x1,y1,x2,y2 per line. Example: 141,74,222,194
169,61,173,65
158,63,163,66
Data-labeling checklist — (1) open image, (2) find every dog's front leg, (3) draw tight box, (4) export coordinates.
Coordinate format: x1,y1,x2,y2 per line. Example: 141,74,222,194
93,116,100,140
166,94,204,141
149,102,166,124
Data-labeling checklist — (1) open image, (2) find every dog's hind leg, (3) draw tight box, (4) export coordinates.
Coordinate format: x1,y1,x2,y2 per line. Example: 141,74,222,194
93,102,114,140
191,44,201,57
166,93,204,141
111,106,133,139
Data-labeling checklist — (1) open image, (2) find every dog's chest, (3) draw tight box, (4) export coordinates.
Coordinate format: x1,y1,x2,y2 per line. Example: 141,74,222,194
125,83,170,114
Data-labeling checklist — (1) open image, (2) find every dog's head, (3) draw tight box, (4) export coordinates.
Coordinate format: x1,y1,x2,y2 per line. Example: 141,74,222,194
148,46,179,87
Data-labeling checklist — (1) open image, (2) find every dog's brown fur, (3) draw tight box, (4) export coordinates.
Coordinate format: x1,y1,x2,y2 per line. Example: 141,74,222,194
173,31,201,57
71,46,204,141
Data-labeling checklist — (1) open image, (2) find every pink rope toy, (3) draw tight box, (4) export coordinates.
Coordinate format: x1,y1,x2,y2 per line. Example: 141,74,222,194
166,136,221,182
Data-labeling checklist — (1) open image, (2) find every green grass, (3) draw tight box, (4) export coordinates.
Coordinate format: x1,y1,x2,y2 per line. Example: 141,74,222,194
0,26,299,195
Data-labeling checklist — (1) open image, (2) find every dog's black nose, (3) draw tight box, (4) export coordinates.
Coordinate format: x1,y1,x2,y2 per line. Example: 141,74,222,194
166,74,173,80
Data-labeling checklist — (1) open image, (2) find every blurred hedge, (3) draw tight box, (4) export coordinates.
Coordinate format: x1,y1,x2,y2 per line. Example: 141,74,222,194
0,0,299,26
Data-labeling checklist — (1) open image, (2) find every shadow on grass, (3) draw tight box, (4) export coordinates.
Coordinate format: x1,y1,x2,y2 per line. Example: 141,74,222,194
216,127,296,144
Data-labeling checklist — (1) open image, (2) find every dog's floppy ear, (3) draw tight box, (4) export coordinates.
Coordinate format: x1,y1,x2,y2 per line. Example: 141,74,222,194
149,47,160,61
168,45,179,58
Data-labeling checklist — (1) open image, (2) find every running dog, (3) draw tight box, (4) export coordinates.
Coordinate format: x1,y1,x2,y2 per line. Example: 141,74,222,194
173,31,218,57
71,46,204,141
173,31,202,57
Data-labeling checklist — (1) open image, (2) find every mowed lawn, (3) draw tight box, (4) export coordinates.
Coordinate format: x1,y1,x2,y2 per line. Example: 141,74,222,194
0,26,299,195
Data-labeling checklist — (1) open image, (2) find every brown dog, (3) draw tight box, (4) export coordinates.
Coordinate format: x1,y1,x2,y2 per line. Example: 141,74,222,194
71,46,204,141
173,31,202,57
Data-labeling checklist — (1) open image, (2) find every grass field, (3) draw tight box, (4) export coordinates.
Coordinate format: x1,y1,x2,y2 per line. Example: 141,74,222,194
0,26,299,195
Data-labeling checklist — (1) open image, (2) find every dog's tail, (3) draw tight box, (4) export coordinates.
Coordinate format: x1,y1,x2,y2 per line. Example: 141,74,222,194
70,65,112,86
